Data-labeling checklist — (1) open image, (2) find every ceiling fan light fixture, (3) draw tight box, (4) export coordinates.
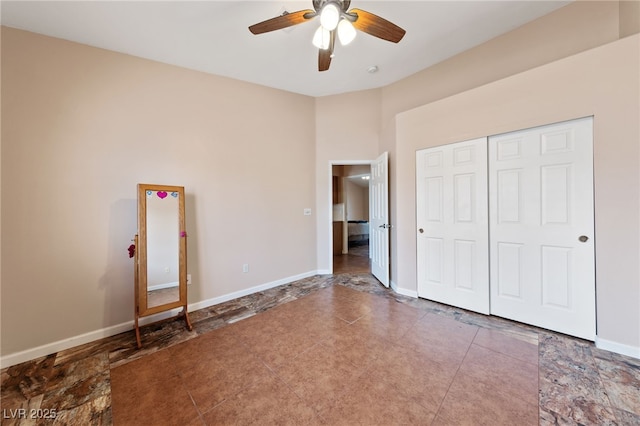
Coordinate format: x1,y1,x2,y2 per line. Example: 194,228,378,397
337,18,356,45
312,26,331,50
320,2,340,31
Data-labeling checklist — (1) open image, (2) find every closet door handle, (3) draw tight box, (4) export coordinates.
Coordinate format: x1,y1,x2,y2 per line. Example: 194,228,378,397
579,235,589,242
418,228,424,234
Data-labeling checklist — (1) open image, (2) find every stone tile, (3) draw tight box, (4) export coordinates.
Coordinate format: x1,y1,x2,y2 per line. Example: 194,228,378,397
594,355,640,415
4,272,640,425
40,352,111,413
366,343,457,411
275,343,368,412
539,373,618,424
472,327,539,364
320,371,438,425
108,315,198,368
612,407,640,425
240,324,318,369
459,311,540,346
191,315,227,335
201,373,322,425
1,354,56,404
53,333,131,367
41,394,112,426
540,406,584,426
171,336,272,413
398,312,478,365
458,344,538,406
0,394,43,426
111,372,199,426
435,372,538,426
538,333,619,424
320,294,373,323
319,322,389,369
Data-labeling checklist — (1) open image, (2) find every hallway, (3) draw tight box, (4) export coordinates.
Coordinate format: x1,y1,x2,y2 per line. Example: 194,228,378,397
333,243,370,274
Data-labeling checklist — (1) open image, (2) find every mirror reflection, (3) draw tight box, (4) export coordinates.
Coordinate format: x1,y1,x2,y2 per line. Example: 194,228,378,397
146,189,180,308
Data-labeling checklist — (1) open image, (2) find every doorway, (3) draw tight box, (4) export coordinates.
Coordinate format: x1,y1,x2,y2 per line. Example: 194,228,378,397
331,164,371,275
329,153,390,286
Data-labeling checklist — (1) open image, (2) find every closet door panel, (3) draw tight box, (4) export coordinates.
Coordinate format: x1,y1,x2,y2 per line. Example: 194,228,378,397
417,138,489,314
489,117,595,340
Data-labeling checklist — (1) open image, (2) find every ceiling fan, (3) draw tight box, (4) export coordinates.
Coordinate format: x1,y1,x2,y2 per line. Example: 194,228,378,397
249,0,406,72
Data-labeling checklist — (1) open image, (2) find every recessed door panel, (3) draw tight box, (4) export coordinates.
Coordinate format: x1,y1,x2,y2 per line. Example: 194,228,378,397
454,174,474,223
496,138,522,161
541,245,572,309
541,164,571,225
541,129,574,155
496,242,523,299
426,238,443,285
454,240,475,291
426,177,443,223
497,169,522,224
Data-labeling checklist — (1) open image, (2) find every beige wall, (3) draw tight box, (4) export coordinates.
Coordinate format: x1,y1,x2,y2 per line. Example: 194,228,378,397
396,34,640,349
1,28,316,356
620,0,640,37
380,0,627,288
345,181,368,222
315,91,380,273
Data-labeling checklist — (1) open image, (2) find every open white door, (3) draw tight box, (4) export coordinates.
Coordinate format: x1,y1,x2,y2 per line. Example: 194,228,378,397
416,138,490,314
370,152,390,287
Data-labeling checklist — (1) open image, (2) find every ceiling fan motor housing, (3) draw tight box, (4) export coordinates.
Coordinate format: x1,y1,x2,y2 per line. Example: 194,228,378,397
313,0,351,13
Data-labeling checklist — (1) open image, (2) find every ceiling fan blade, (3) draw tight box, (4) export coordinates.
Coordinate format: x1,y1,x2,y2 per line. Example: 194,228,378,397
249,9,316,35
348,8,406,43
318,31,336,72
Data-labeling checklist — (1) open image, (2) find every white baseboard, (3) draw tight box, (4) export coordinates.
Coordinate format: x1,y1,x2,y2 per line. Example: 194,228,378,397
391,280,418,298
188,270,319,312
0,270,320,369
595,336,640,359
316,269,331,275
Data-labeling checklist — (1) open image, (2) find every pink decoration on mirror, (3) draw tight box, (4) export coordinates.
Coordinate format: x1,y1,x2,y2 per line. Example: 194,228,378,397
157,191,168,199
180,231,187,237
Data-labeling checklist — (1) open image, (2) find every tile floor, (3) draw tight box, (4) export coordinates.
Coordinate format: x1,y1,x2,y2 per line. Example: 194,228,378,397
332,242,371,275
1,273,639,425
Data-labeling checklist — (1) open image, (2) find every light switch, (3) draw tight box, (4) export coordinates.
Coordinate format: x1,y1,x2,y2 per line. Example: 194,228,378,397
304,208,312,216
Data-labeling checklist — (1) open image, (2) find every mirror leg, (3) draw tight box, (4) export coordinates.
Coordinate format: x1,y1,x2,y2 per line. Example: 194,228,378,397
182,306,193,331
134,312,142,349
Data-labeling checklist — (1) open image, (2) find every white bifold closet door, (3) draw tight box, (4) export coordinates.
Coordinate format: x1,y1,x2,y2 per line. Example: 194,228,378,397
416,138,490,314
489,117,595,340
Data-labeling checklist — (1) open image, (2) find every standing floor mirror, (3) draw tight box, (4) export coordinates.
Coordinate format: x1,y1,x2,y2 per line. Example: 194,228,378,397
133,183,192,348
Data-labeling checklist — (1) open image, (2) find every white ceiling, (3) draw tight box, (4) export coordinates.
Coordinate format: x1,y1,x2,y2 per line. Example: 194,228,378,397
1,1,571,97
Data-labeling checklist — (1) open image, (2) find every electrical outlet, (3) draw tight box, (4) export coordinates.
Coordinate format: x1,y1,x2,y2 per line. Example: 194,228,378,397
242,264,249,273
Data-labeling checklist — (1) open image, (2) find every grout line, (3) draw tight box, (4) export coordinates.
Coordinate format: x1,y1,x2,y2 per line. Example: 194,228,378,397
431,327,480,423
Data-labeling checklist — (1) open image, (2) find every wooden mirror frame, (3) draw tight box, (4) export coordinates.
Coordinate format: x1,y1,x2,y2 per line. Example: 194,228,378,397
134,183,192,348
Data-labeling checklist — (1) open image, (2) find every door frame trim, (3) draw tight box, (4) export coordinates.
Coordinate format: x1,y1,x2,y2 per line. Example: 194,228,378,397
327,159,374,274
